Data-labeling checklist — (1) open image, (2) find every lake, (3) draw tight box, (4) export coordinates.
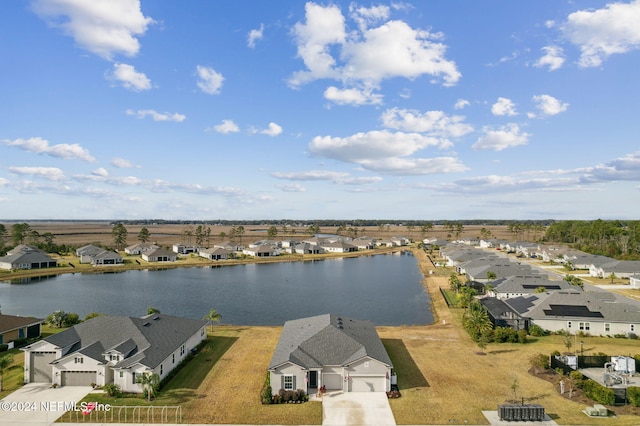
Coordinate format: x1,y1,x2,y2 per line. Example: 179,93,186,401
0,252,433,325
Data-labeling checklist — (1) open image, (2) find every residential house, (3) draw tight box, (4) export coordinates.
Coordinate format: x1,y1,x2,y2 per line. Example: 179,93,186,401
0,314,42,346
199,247,231,260
141,248,177,262
570,254,613,270
90,251,124,266
465,262,542,282
322,241,357,253
589,260,640,279
351,238,375,250
268,314,393,394
631,275,640,289
22,314,206,390
76,245,105,264
242,245,279,257
479,298,528,330
172,244,198,255
293,243,325,255
504,291,640,336
490,275,576,300
214,241,244,252
0,246,57,271
456,256,500,274
124,243,160,255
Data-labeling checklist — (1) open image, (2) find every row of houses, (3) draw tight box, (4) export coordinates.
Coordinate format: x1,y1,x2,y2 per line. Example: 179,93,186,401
436,242,640,337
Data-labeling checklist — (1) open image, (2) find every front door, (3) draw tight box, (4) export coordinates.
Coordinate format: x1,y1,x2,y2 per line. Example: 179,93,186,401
309,371,317,388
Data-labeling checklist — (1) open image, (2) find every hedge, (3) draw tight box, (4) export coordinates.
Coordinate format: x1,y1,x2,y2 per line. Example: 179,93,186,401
628,387,640,407
582,380,615,405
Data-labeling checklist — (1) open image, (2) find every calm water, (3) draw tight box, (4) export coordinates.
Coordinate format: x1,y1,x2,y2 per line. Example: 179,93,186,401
0,252,432,325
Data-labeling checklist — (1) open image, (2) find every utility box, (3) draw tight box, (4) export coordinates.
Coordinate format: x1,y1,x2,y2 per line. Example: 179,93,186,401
611,356,636,374
498,404,545,421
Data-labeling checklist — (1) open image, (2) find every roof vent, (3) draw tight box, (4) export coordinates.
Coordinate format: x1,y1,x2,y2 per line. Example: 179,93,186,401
153,316,160,320
143,322,151,327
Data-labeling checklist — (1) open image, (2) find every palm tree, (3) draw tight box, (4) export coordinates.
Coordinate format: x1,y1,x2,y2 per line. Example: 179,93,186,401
203,308,222,333
448,272,462,294
136,371,160,401
464,301,492,340
0,355,13,391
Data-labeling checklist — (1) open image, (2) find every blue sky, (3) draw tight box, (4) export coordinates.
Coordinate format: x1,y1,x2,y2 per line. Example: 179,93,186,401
1,0,639,221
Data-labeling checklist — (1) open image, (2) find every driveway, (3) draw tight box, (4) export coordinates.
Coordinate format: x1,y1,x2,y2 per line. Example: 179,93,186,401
0,383,92,425
322,392,396,426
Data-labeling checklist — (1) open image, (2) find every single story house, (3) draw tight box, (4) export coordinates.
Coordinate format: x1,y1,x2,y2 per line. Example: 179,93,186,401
465,262,541,282
479,298,528,331
293,243,325,255
76,245,106,264
268,314,393,395
242,245,279,257
91,250,123,266
631,275,640,289
142,248,177,262
322,241,357,253
351,238,375,250
0,314,42,346
22,314,207,391
124,243,160,255
504,291,640,336
0,247,57,271
214,241,244,252
589,260,640,279
199,247,231,260
172,244,198,255
490,275,576,300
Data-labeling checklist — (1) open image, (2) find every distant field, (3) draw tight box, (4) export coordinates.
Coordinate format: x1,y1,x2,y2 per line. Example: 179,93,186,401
1,221,520,249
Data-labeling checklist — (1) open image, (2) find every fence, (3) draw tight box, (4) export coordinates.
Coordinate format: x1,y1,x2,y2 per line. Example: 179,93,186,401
59,405,182,423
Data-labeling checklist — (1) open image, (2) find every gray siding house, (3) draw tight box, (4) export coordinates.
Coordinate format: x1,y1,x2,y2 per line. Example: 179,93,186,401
268,314,393,395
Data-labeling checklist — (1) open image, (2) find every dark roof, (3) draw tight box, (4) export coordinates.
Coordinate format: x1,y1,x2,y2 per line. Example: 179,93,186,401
40,314,206,369
268,314,392,370
0,314,42,333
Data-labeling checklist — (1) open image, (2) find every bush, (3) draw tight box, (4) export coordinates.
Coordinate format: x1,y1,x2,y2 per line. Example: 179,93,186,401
529,353,550,370
103,383,120,397
12,338,28,348
628,386,640,407
0,344,8,353
582,380,615,405
528,324,546,337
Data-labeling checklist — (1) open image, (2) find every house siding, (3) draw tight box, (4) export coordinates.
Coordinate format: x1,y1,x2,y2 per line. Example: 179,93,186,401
270,363,306,393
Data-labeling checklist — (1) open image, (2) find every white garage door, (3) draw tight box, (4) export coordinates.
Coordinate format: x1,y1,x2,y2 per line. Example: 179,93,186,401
322,373,343,390
349,376,385,392
30,352,56,382
61,371,96,386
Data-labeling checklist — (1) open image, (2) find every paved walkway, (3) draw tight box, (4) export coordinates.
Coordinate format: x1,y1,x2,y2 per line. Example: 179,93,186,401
0,383,92,425
321,392,396,426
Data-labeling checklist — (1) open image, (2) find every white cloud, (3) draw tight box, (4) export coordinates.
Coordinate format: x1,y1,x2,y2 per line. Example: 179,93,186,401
110,63,151,91
534,46,565,71
212,119,240,134
380,108,473,140
247,23,264,48
359,157,467,175
310,130,446,163
339,176,383,185
427,174,582,194
324,86,383,105
454,99,469,110
92,167,109,177
260,122,283,136
2,137,95,162
125,109,185,122
289,3,460,90
196,65,224,95
562,0,640,68
272,170,349,181
9,166,66,181
491,97,518,116
532,94,569,116
31,0,154,60
111,157,137,168
473,124,530,151
580,151,640,182
276,183,306,192
349,4,390,31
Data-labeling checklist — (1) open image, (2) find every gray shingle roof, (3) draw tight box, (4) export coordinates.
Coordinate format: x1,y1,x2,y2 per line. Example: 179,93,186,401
41,314,206,369
268,314,392,370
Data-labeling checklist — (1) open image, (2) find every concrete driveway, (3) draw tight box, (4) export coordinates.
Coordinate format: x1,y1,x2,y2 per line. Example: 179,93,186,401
322,392,396,426
0,383,92,425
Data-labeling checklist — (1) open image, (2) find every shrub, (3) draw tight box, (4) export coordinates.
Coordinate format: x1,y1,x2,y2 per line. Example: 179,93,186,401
529,353,550,370
528,324,546,337
12,338,28,348
517,329,528,343
103,383,120,397
569,371,585,388
582,380,615,405
551,350,561,356
628,386,640,407
0,344,8,353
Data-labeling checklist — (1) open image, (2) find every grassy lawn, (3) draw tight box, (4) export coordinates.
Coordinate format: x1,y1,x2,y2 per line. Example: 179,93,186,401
0,349,25,400
71,326,322,425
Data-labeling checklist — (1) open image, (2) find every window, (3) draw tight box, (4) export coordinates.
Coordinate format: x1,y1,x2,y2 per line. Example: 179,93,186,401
74,357,83,364
567,321,572,329
119,371,123,378
605,323,611,333
579,322,590,331
172,353,175,364
132,372,137,384
110,355,120,361
284,375,294,390
160,364,163,375
180,344,185,356
632,324,636,332
201,328,205,336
